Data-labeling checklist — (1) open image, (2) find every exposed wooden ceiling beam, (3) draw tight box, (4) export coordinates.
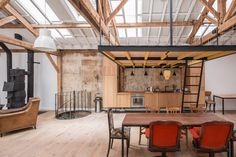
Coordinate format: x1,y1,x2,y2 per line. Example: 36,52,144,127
193,51,217,60
4,4,39,36
223,0,236,22
124,51,134,66
217,0,226,23
187,0,215,44
0,16,16,27
207,52,236,60
192,15,236,45
103,51,123,67
0,21,195,29
45,53,59,72
205,15,218,25
0,0,9,8
107,0,120,44
143,52,149,66
69,0,117,45
0,34,58,55
106,0,128,25
199,0,219,20
177,52,193,60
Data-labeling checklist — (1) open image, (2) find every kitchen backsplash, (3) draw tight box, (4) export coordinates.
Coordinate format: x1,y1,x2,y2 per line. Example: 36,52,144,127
123,68,183,91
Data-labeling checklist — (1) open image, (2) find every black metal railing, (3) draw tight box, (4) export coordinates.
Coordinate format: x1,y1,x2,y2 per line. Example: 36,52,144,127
55,90,92,119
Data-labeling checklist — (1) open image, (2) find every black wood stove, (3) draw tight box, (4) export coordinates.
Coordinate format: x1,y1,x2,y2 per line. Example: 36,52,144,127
3,69,27,109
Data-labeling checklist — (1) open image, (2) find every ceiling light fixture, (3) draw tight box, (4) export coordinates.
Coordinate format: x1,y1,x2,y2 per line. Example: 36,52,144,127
173,71,176,76
131,67,135,76
163,69,171,80
33,0,56,52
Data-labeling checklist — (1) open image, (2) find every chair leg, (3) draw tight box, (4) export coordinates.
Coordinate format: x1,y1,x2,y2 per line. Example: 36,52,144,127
230,140,234,157
126,139,129,157
209,152,214,157
110,139,113,149
185,128,188,147
106,138,111,157
139,127,142,145
161,152,167,157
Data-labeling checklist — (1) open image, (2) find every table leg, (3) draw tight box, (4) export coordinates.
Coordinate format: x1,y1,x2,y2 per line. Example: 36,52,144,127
122,125,124,157
230,140,234,157
213,96,216,113
222,98,225,115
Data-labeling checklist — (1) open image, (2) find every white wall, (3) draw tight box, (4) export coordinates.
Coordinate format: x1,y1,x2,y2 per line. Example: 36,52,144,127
0,53,57,110
205,54,236,110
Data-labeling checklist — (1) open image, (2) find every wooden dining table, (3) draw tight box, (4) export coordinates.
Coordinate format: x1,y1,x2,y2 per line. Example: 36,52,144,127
121,112,228,157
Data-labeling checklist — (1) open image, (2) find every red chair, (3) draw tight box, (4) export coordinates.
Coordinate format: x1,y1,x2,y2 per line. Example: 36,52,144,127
148,121,182,157
190,121,234,157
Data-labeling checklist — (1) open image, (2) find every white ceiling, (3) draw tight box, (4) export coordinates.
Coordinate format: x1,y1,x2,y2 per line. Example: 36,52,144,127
0,0,235,49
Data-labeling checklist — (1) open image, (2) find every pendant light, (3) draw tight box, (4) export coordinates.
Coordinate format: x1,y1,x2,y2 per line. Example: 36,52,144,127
144,67,148,76
131,67,135,76
33,0,56,52
163,69,171,80
173,71,176,76
160,70,163,76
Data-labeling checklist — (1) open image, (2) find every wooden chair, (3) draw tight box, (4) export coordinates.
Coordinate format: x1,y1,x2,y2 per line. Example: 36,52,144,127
190,121,234,157
148,121,182,157
166,106,189,147
139,104,159,145
107,109,130,157
190,104,207,113
205,91,216,112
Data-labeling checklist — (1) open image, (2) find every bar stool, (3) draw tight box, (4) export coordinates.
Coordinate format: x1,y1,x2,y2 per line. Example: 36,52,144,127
205,91,216,112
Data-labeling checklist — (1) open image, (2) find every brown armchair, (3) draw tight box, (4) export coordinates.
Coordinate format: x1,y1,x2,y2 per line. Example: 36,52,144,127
0,98,40,136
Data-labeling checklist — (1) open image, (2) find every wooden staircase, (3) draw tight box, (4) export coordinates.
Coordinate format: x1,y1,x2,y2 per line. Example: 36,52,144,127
181,60,204,112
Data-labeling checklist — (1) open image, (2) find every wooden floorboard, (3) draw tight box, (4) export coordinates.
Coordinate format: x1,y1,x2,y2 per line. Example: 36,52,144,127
0,111,236,157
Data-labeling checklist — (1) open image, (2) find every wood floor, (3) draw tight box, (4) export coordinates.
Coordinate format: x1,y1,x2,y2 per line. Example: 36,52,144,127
1,111,236,157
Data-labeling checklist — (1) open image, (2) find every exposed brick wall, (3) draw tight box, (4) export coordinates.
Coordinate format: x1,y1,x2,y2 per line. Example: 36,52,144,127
62,50,103,107
123,68,183,91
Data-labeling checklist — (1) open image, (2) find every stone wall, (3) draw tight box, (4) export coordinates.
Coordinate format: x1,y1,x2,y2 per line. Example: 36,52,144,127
123,68,183,91
62,50,103,107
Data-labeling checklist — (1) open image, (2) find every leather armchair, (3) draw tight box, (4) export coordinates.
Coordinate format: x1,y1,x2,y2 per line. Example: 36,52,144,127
0,98,40,136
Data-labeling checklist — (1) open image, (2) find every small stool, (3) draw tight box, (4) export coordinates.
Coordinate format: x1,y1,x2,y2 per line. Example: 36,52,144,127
205,91,216,112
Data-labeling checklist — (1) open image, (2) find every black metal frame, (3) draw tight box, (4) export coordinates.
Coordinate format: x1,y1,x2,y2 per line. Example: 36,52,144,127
98,45,236,52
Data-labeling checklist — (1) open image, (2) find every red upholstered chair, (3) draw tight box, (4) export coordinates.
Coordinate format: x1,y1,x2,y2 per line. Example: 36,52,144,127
148,121,182,157
190,121,234,157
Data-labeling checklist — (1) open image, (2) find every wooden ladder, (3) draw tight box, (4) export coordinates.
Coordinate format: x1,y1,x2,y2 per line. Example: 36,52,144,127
181,60,204,113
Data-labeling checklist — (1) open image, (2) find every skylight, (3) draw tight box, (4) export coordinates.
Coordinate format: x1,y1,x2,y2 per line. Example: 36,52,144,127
111,1,123,16
64,0,86,22
126,28,136,37
16,0,73,39
58,29,73,38
32,0,60,23
124,0,136,23
118,28,126,38
16,0,49,24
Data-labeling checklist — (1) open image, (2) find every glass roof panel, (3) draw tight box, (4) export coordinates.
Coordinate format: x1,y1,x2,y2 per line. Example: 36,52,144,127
16,0,49,24
118,28,126,38
65,0,86,22
32,0,60,23
127,28,136,37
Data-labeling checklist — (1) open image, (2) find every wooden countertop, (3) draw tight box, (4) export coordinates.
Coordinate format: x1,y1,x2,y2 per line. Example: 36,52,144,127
117,91,182,94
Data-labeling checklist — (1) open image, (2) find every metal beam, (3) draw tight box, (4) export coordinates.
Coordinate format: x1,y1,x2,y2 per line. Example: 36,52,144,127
98,45,236,52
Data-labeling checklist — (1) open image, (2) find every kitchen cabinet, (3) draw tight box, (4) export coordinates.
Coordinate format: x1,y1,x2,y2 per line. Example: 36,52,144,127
116,93,131,108
144,93,159,110
103,58,118,108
